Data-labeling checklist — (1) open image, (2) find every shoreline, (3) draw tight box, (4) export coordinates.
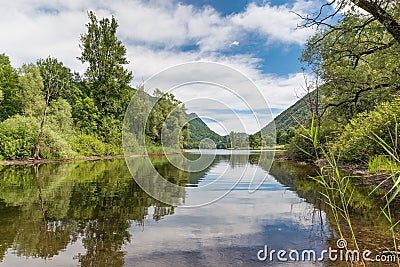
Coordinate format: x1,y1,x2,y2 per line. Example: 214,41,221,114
0,154,147,166
274,154,395,193
0,149,284,167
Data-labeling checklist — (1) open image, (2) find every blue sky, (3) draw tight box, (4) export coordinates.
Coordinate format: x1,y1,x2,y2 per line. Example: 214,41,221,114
0,0,326,134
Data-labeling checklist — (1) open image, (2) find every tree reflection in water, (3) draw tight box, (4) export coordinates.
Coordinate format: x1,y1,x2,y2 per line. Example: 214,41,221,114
0,153,398,267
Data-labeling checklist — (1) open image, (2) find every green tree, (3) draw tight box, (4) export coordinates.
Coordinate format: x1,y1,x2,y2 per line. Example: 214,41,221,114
47,98,74,137
17,64,45,118
125,86,151,143
78,11,133,119
34,57,73,159
0,54,20,121
301,13,400,124
299,0,400,45
249,133,261,149
146,89,188,147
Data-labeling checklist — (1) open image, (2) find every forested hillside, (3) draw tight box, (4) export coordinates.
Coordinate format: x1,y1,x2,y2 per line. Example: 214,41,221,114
257,88,324,145
185,113,225,149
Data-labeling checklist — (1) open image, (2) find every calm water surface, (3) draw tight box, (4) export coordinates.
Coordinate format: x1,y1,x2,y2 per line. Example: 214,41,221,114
0,151,397,266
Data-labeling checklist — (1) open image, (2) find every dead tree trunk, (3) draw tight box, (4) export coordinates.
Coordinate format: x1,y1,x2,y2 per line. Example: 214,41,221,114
34,91,50,159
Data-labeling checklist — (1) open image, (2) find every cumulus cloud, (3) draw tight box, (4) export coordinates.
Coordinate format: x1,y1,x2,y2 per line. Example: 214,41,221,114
0,0,317,133
234,2,317,45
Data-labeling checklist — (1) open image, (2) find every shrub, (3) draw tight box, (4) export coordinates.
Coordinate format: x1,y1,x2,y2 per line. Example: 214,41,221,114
69,133,107,157
286,117,343,160
0,115,74,159
0,116,39,159
287,127,316,160
41,126,75,158
332,98,400,162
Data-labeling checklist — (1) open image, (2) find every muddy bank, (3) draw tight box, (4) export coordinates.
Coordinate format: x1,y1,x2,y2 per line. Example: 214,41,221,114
274,154,395,192
0,155,147,166
314,158,395,192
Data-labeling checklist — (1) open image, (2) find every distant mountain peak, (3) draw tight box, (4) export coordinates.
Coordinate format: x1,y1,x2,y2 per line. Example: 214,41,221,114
187,112,208,127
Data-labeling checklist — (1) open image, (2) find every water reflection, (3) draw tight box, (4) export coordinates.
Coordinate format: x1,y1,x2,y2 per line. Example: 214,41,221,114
0,152,397,266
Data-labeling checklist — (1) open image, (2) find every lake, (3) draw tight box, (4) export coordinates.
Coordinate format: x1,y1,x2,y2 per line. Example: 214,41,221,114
0,151,397,266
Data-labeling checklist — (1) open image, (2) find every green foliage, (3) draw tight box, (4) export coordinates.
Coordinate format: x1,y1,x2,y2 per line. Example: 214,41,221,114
249,132,262,149
17,64,44,118
41,126,75,159
368,155,400,174
47,98,74,137
78,11,133,119
72,95,99,133
98,115,124,153
227,131,248,149
258,89,318,140
37,57,73,100
276,127,295,145
0,116,74,159
146,89,188,148
0,54,20,120
69,133,108,156
0,116,38,159
287,127,316,160
286,116,342,159
332,98,400,161
301,14,400,123
185,113,223,149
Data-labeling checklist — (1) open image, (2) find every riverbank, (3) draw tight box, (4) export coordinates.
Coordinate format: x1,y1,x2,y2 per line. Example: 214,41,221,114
0,155,148,166
314,158,395,193
274,154,395,193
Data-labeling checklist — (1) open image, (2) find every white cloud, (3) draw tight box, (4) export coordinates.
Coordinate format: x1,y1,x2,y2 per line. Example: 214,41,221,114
229,41,240,47
231,1,316,45
0,0,316,132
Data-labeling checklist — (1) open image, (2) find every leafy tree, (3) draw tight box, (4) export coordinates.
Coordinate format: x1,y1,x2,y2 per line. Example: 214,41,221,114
227,131,249,149
125,86,151,143
298,0,400,45
17,64,45,118
146,89,188,147
0,54,20,121
78,11,133,119
34,57,73,159
249,132,261,149
72,96,99,133
301,13,400,124
47,98,74,137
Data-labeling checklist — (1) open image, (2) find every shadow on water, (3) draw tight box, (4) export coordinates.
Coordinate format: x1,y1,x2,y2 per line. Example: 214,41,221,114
0,152,398,266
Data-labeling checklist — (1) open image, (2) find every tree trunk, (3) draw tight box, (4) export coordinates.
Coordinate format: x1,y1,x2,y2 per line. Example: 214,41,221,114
355,0,400,45
33,95,50,159
34,164,47,223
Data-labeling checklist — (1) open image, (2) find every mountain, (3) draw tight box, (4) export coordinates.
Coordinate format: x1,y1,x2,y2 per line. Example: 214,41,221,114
261,87,323,133
186,113,226,149
257,88,322,144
